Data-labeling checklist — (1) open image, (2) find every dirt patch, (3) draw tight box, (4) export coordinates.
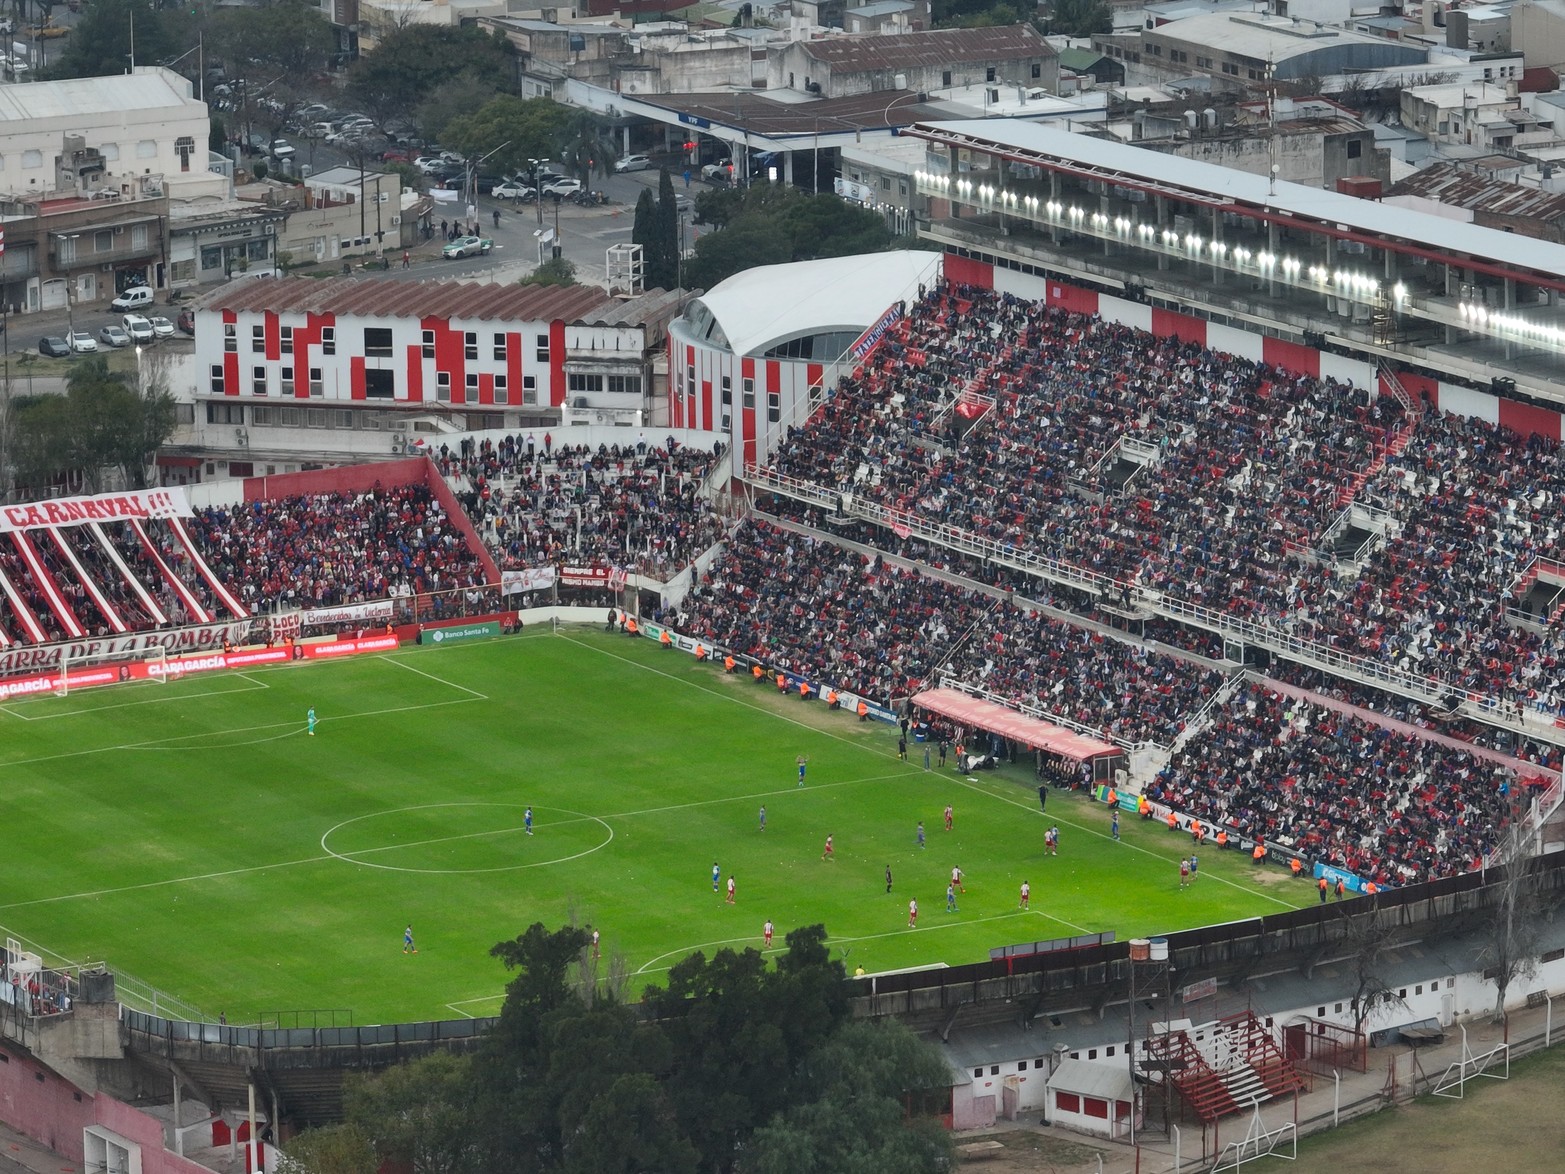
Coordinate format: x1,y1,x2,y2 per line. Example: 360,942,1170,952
952,1129,1106,1172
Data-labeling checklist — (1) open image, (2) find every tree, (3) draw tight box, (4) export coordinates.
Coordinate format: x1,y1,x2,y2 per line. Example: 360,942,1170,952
343,1051,476,1174
442,96,572,180
348,25,515,131
1042,0,1112,36
633,173,678,291
743,1021,955,1174
274,1123,377,1174
44,0,192,80
520,257,579,287
1340,899,1407,1036
557,110,619,190
560,1073,698,1174
1478,820,1554,1023
416,74,506,148
682,219,792,290
681,186,891,289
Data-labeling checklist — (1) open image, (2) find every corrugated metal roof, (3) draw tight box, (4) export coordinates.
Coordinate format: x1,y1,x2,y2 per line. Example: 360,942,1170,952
580,287,686,328
908,119,1565,279
1151,11,1415,63
0,68,195,123
640,88,948,135
1047,1058,1135,1101
796,23,1054,69
1386,162,1565,223
198,277,615,324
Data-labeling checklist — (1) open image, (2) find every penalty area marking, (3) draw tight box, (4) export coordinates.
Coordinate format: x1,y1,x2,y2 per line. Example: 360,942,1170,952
374,653,490,700
0,671,273,722
320,802,613,875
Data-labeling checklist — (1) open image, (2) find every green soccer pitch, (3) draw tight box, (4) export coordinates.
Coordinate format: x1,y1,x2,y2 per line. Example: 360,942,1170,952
0,628,1312,1024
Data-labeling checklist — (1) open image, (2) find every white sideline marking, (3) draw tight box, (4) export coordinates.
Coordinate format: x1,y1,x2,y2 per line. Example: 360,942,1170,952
375,653,490,699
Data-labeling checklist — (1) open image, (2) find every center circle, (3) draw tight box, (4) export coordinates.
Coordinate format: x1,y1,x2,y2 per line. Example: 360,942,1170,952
320,802,613,874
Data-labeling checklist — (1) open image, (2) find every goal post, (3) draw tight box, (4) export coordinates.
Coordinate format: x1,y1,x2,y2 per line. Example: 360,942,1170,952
53,646,169,697
142,647,169,684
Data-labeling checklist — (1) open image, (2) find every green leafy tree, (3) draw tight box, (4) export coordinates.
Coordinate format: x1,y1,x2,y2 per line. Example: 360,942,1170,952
692,187,745,229
683,186,892,288
933,2,1026,28
648,168,681,289
343,1051,476,1174
743,1021,956,1174
7,393,74,499
562,1073,698,1174
416,74,506,148
442,96,572,180
557,110,618,190
520,257,579,287
1043,0,1113,35
274,1122,377,1174
632,187,657,276
348,25,515,131
45,0,191,79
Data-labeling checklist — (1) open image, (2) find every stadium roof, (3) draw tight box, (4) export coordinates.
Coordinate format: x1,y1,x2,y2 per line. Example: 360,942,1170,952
691,251,940,359
0,66,198,124
912,688,1122,763
907,119,1565,281
198,277,615,323
637,89,948,136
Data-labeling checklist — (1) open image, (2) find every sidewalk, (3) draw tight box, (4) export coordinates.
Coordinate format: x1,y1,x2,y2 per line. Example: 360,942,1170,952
951,996,1561,1173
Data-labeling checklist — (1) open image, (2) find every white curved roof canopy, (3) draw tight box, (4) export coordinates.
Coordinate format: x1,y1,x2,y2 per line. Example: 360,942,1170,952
688,251,943,358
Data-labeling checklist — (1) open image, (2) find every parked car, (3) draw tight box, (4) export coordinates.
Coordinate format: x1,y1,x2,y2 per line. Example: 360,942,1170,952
441,235,493,259
614,154,652,173
122,315,155,343
111,285,155,312
147,315,177,339
492,182,533,201
176,309,195,335
67,330,98,354
270,140,295,160
98,324,131,348
542,178,583,197
701,161,734,182
39,336,69,358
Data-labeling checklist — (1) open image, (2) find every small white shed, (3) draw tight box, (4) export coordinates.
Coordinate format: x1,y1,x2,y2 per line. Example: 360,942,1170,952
1044,1058,1136,1140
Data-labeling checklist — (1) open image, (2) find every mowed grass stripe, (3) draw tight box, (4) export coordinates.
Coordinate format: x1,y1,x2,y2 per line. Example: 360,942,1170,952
0,630,1310,1022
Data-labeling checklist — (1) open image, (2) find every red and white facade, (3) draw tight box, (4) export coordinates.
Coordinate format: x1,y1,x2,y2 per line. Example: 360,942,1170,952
193,278,619,416
666,251,941,471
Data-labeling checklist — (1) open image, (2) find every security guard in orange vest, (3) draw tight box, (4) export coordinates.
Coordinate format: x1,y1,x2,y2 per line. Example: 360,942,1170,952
724,654,736,673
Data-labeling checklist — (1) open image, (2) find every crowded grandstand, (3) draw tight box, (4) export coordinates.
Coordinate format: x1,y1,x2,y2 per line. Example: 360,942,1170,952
3,276,1562,887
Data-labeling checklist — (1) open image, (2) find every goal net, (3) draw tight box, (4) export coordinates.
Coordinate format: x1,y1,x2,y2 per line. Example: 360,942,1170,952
53,646,169,697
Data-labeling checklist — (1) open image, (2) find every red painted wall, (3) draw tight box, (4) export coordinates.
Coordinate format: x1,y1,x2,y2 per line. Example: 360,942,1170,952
1262,336,1320,378
1500,397,1563,441
549,320,567,407
944,253,995,288
1151,307,1207,346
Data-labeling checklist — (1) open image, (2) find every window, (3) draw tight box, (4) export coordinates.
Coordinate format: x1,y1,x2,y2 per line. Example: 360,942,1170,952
280,326,294,356
251,405,275,425
1056,1093,1080,1113
493,332,506,361
523,375,537,404
1171,50,1188,64
436,372,451,402
364,327,393,358
175,135,195,172
137,140,156,158
309,368,323,397
607,375,640,396
252,366,267,395
1196,55,1212,69
364,369,396,399
321,327,336,355
742,377,755,409
972,1068,983,1079
989,1066,999,1076
536,333,550,362
1031,63,1041,79
209,364,224,394
132,225,147,251
941,70,952,87
1347,139,1362,159
986,67,996,82
94,230,113,253
494,375,508,404
170,259,195,282
223,323,237,353
766,390,780,423
281,368,295,396
1084,1098,1109,1120
206,401,243,424
881,176,891,191
465,331,478,361
252,325,265,353
422,329,435,359
200,244,223,271
1222,62,1238,75
175,403,195,425
465,373,479,395
1247,68,1262,80
568,373,604,393
687,364,696,390
1144,43,1161,57
721,376,732,405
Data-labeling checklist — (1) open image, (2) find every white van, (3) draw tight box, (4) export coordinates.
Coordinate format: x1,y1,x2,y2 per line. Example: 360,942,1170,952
110,286,155,312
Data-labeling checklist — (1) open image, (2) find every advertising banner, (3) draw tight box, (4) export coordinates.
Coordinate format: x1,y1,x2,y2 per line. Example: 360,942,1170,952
848,305,903,362
302,634,400,659
301,600,395,627
0,620,251,676
419,622,501,646
501,567,557,595
1313,861,1370,895
0,487,192,534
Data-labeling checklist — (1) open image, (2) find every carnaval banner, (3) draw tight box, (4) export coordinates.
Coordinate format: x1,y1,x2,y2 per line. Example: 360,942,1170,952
0,488,192,534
